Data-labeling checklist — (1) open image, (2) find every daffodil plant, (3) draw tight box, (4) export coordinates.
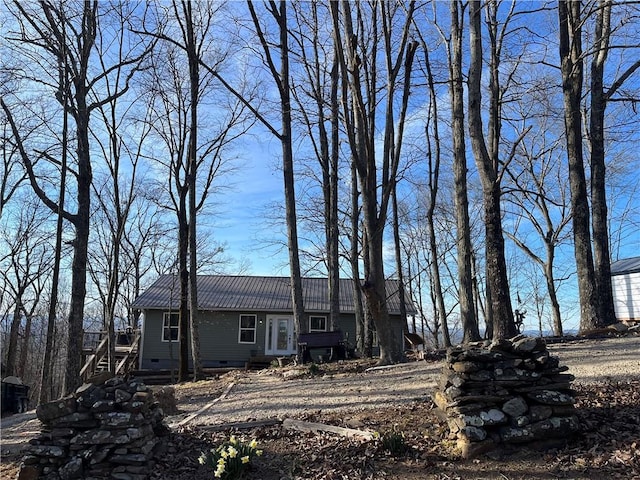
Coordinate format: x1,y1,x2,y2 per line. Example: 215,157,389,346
199,435,262,479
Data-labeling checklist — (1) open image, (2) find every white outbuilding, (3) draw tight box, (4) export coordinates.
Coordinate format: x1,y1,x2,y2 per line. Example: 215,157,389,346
611,256,640,324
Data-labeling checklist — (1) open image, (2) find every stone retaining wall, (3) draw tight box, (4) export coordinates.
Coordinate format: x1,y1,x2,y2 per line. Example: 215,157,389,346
19,375,167,480
435,335,579,458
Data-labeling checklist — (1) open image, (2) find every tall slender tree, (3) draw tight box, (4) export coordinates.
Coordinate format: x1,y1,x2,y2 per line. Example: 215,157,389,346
588,0,640,326
558,0,600,332
289,2,341,330
245,0,306,336
437,0,481,342
468,0,527,341
141,1,248,380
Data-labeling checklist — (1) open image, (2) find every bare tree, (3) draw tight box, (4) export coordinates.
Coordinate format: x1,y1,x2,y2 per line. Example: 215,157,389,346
89,4,156,373
331,0,418,364
140,1,248,380
468,0,529,341
2,0,151,393
0,195,53,378
451,0,482,342
348,160,369,355
587,0,640,325
414,15,452,347
289,2,342,330
246,0,306,337
558,0,600,332
197,1,307,337
503,120,572,337
121,194,171,330
39,23,69,402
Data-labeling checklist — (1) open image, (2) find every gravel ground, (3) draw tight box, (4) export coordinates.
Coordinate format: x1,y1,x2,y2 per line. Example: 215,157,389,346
166,360,440,428
2,335,638,452
547,336,640,383
166,335,640,428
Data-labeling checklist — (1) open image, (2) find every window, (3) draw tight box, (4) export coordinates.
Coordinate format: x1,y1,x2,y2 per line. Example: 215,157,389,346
162,312,179,342
309,315,327,332
239,314,257,344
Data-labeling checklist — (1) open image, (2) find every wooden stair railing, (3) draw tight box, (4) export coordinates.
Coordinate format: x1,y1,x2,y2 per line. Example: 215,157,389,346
115,330,141,376
79,334,109,382
79,329,141,382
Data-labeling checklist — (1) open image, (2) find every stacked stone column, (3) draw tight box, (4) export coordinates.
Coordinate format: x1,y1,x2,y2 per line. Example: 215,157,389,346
19,376,168,480
435,335,579,458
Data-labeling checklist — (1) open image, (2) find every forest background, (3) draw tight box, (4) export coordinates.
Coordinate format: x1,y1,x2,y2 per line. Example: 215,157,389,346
1,0,639,401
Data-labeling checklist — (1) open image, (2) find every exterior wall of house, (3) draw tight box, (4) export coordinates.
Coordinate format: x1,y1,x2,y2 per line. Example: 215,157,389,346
140,309,406,369
141,310,270,369
612,271,640,323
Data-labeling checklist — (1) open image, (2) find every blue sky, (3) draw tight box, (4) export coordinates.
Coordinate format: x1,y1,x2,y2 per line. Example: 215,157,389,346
213,133,292,276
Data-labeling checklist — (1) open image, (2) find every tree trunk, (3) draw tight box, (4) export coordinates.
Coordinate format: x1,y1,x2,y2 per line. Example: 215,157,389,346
5,300,23,377
185,0,204,381
40,221,64,402
544,249,563,337
349,157,366,355
484,187,517,340
278,2,306,337
65,94,92,393
468,0,516,341
40,48,68,402
247,1,305,337
558,0,600,332
362,197,403,364
63,2,96,395
589,0,627,327
421,32,451,348
106,246,117,373
391,184,408,335
361,229,374,357
450,0,480,343
178,203,190,382
328,56,341,332
18,313,32,380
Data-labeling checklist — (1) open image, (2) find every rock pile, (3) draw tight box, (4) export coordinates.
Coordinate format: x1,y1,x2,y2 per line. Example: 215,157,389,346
435,334,579,458
19,375,168,480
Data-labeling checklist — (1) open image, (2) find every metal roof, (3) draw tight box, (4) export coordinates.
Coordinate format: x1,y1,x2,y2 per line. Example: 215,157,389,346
611,256,640,276
131,275,416,315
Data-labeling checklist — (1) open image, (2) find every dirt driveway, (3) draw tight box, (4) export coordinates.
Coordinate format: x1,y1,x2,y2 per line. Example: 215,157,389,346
164,359,440,428
164,335,639,428
2,335,639,458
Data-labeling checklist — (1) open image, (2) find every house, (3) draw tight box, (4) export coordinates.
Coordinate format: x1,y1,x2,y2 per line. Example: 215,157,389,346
131,275,415,369
611,256,640,324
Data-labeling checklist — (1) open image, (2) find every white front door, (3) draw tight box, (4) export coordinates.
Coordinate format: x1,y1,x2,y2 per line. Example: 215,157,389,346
265,315,296,356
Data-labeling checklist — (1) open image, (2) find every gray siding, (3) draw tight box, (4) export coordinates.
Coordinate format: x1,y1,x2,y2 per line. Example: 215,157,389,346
141,308,406,369
141,310,270,369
